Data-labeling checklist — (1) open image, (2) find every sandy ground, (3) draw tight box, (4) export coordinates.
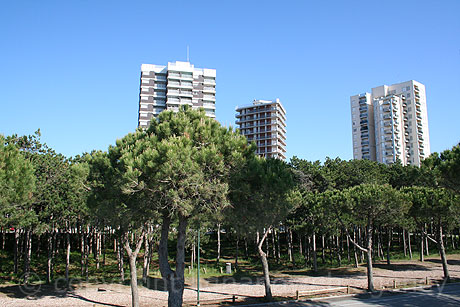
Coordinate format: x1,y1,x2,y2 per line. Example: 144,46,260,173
1,255,459,307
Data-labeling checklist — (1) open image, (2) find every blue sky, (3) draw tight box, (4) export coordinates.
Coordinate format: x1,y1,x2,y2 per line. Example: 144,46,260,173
1,0,459,161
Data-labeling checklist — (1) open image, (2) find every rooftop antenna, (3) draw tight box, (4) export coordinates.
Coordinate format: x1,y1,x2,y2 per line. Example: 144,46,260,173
187,45,190,62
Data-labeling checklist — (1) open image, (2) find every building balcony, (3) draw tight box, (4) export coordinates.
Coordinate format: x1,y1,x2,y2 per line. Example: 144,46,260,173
203,95,216,101
167,90,193,97
167,73,181,79
202,87,216,93
203,78,216,85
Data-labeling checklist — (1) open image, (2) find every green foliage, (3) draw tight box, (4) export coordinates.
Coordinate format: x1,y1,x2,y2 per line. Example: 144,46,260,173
423,143,460,193
323,158,389,190
337,184,409,229
0,135,36,228
229,157,298,233
405,186,460,231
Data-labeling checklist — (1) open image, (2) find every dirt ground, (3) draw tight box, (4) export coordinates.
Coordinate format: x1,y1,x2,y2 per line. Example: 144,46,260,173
1,255,459,307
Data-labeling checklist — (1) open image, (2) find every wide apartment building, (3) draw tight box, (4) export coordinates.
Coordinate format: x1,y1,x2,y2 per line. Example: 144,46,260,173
350,80,430,166
138,61,216,128
235,99,287,160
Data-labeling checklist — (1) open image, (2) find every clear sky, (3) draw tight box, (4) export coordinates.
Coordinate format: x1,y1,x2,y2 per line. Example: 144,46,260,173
1,0,459,161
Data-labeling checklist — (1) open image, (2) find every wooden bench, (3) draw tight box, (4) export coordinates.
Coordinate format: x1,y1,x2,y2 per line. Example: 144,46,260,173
296,286,350,300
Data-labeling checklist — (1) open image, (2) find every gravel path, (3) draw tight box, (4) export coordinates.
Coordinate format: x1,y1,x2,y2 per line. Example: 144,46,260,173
1,256,459,307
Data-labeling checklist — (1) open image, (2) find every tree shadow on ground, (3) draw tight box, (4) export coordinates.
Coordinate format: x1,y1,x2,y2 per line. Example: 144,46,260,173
426,258,460,266
144,276,167,291
204,274,263,285
281,266,366,278
218,296,332,306
373,263,430,271
0,283,125,307
0,283,75,299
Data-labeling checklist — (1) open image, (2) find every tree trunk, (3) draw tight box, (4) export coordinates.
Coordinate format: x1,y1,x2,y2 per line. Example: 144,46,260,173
305,236,310,267
420,230,424,262
437,224,450,280
36,234,41,254
216,223,221,264
346,233,351,263
329,236,333,265
66,228,71,284
142,236,150,285
408,231,413,259
96,231,101,270
271,230,276,260
244,237,249,259
102,232,106,266
191,243,195,270
14,229,19,274
403,229,407,257
276,228,281,262
80,227,85,276
84,228,89,281
353,228,359,268
123,231,145,307
386,227,392,265
359,227,364,262
425,223,429,256
299,235,303,257
235,237,239,270
312,231,317,271
321,235,325,263
257,227,273,301
1,229,5,250
287,227,293,263
23,229,32,284
47,231,53,283
159,214,188,307
366,225,374,292
116,237,125,282
336,235,341,267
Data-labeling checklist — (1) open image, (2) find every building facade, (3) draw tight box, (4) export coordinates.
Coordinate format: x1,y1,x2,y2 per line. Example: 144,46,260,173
138,61,216,128
350,80,430,166
235,99,287,160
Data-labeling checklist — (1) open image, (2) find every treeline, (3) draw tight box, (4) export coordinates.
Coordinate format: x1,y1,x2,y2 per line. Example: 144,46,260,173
1,107,459,307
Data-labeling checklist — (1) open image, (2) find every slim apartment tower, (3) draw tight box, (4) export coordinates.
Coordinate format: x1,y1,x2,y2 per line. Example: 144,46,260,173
350,80,430,166
235,99,287,159
350,93,376,161
138,61,216,128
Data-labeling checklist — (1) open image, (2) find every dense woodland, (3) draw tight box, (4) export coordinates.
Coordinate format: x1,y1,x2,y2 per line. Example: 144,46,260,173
1,107,460,307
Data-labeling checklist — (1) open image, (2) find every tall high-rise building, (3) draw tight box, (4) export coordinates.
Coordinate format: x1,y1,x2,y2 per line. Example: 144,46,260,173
350,80,430,166
138,61,216,128
235,99,287,159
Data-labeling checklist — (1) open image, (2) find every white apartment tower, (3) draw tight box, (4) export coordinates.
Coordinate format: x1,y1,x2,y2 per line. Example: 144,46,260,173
351,80,430,166
235,99,287,160
138,61,216,128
